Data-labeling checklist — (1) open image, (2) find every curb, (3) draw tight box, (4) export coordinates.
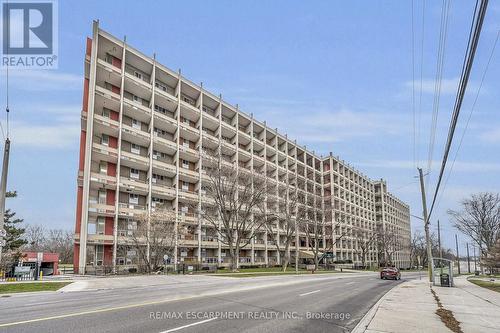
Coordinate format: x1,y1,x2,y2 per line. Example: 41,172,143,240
351,280,407,333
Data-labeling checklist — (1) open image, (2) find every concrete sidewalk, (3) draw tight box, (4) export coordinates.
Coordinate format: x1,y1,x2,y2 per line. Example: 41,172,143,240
354,275,500,333
434,276,500,333
353,278,447,333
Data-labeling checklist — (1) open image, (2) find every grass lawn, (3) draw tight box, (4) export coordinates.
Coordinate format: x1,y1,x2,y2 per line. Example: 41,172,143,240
468,279,500,293
0,282,71,294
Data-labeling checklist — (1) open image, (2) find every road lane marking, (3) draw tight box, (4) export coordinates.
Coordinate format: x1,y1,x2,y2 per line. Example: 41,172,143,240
346,282,356,285
160,317,217,333
299,289,321,297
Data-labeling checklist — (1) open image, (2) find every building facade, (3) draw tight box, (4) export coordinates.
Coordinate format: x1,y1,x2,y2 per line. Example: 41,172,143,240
74,22,411,274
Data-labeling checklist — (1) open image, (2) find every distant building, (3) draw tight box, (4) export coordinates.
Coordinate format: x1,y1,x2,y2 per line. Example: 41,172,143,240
74,21,411,274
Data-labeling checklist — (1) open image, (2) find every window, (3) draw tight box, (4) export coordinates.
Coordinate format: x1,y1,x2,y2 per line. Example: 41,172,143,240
131,144,140,155
182,160,189,169
99,161,107,174
134,71,142,80
154,104,167,114
182,181,189,191
102,108,110,118
130,168,139,179
129,193,139,205
87,221,96,235
182,140,190,148
96,245,104,266
133,95,142,104
132,119,141,130
181,206,188,213
96,217,105,235
98,190,106,204
155,82,167,92
101,134,109,146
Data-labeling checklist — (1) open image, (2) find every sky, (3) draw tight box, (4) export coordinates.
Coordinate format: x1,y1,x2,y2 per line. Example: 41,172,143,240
0,0,499,253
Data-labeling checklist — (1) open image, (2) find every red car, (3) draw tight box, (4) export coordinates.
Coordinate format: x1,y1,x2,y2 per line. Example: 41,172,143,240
380,267,401,280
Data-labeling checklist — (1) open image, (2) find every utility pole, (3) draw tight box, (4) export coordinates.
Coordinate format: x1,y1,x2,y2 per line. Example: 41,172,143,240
437,219,442,259
466,242,471,274
455,234,460,275
0,138,11,264
417,168,433,283
473,245,477,271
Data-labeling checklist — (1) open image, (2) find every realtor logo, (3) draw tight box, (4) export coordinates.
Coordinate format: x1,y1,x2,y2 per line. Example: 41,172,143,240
1,0,58,68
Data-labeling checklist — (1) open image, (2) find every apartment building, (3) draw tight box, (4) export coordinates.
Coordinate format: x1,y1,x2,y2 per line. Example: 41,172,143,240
74,21,411,274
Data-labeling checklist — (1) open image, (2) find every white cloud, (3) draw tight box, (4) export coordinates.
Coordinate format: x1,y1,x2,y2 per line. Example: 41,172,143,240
254,107,408,146
404,77,481,95
11,121,79,149
405,77,459,95
479,128,500,144
1,70,82,91
8,104,80,149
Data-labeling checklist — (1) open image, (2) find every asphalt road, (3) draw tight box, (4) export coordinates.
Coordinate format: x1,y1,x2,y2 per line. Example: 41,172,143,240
0,272,423,333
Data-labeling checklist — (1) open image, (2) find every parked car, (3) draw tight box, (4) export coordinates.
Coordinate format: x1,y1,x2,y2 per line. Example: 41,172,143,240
380,267,401,280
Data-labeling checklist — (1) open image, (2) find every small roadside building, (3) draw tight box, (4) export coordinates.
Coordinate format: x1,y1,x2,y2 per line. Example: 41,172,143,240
21,252,60,276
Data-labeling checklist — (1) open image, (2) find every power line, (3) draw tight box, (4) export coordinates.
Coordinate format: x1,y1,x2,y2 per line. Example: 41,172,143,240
426,0,451,191
428,0,489,221
416,0,426,168
434,29,499,214
411,0,417,170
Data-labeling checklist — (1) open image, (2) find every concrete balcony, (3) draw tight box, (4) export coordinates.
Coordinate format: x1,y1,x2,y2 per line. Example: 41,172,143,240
97,57,122,75
120,151,149,170
152,159,176,176
93,114,119,136
90,172,117,189
178,212,198,223
179,122,200,137
123,96,151,114
153,133,177,151
118,203,147,217
151,184,176,199
121,124,150,146
178,166,198,179
92,143,118,163
88,199,115,217
95,85,121,103
87,234,115,244
178,189,199,202
120,177,149,194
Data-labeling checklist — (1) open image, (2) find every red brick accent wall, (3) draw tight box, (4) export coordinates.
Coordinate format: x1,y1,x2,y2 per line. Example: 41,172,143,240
82,79,89,112
107,162,116,177
73,244,80,274
104,245,113,266
110,110,119,121
85,37,92,57
109,136,118,148
106,190,115,206
105,217,114,235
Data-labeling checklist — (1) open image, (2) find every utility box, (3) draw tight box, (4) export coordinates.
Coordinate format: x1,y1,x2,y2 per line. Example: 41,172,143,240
440,273,450,287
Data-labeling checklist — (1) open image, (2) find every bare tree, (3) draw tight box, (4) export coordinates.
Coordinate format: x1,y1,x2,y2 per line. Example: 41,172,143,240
44,230,74,264
129,207,178,273
483,238,500,274
353,228,378,269
377,226,403,267
198,150,270,271
266,189,306,272
302,208,350,272
448,192,500,272
23,225,74,264
24,224,47,251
